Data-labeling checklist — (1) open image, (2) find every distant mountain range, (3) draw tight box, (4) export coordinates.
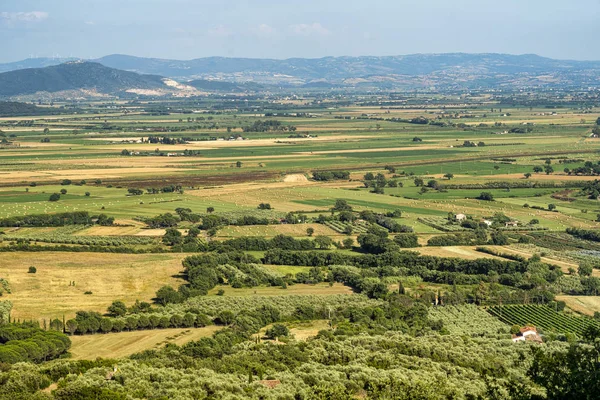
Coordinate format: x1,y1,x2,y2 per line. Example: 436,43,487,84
1,53,600,98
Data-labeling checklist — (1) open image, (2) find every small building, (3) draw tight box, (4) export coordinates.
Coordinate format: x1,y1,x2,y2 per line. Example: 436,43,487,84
512,326,542,343
455,213,467,222
482,219,493,227
505,221,519,228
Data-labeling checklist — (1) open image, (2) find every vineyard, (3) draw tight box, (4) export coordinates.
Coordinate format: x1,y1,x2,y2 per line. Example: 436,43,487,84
487,305,600,336
428,304,510,336
526,232,600,252
2,225,156,246
324,220,371,234
417,217,467,232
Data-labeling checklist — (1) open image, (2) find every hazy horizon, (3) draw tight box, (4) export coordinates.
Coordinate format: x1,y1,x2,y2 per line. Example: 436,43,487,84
1,0,599,63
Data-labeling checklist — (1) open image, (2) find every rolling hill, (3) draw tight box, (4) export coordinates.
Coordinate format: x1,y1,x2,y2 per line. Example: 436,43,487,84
0,61,169,97
1,53,600,91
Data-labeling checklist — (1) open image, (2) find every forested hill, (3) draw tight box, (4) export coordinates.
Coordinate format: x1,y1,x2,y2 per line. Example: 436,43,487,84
0,101,71,117
0,62,168,97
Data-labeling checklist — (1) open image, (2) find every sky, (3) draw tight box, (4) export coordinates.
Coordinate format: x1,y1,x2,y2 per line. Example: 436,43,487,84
0,0,599,63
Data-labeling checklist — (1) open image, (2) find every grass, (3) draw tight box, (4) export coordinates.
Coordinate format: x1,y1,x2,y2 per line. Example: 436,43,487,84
69,326,221,360
555,296,600,316
0,252,188,322
206,283,353,297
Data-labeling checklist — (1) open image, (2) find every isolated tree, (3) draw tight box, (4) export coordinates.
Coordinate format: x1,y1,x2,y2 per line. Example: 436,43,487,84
206,206,215,213
306,227,314,237
258,203,272,210
342,238,354,249
533,166,543,173
236,161,243,168
477,192,494,201
28,266,36,274
548,203,556,211
444,173,454,180
544,165,554,175
60,189,67,195
265,324,289,340
414,177,424,187
332,199,352,212
48,193,60,202
524,172,532,179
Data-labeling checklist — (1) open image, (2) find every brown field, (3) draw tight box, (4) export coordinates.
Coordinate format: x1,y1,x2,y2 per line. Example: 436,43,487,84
283,174,308,183
414,246,503,260
483,173,600,181
69,326,221,360
207,283,353,297
0,252,187,322
0,167,191,184
556,295,600,316
76,226,143,236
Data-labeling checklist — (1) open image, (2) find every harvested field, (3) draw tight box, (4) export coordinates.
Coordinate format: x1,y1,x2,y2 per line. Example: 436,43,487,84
69,326,221,360
0,252,187,322
414,246,503,260
556,296,600,316
283,174,308,183
207,283,353,297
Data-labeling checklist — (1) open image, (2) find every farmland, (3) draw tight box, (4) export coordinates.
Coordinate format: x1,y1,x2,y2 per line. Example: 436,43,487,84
2,91,600,399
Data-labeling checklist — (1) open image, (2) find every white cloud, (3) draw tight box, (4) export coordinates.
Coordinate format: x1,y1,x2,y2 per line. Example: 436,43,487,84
289,22,330,36
208,25,233,38
256,23,275,36
0,11,48,24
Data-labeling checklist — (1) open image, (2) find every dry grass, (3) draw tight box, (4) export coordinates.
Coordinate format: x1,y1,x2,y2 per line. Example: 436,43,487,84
288,320,331,340
0,252,187,322
207,283,352,297
76,226,142,236
556,295,600,316
414,246,502,260
283,174,308,183
69,326,220,360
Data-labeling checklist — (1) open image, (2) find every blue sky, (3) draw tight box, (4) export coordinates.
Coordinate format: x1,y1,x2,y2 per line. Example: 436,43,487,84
0,0,599,62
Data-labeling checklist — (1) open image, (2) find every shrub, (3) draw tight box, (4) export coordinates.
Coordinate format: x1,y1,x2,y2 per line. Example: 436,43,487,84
28,266,36,274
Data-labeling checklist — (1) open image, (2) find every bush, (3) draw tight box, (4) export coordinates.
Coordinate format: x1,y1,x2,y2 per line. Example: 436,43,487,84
477,192,494,201
28,266,36,274
265,323,289,340
48,193,60,202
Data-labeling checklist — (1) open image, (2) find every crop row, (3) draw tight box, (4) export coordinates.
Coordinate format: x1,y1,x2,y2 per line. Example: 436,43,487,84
324,220,370,234
487,305,600,336
417,217,467,232
2,226,155,246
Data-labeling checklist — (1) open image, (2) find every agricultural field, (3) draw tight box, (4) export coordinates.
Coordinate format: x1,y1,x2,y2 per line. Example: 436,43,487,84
487,305,600,336
69,326,221,360
2,92,600,399
0,252,187,321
